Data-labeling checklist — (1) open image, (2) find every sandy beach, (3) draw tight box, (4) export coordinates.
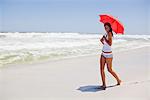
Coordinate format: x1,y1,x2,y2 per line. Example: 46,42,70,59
0,46,149,100
1,0,149,100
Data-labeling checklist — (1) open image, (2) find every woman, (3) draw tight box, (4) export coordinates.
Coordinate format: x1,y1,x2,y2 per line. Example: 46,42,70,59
100,22,121,90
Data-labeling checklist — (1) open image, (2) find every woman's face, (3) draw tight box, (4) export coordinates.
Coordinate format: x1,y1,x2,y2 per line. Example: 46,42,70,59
104,25,110,33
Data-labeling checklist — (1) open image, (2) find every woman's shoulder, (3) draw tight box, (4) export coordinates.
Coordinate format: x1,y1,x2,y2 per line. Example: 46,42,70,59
107,32,113,38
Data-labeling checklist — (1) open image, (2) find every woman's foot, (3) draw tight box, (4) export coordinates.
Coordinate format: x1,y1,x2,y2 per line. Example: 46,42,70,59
101,85,106,90
117,80,122,85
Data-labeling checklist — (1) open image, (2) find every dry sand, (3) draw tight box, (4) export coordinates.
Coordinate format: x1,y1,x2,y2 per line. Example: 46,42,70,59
0,46,150,100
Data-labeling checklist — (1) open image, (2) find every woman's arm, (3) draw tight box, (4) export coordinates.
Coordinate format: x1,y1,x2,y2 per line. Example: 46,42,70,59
100,36,104,44
103,32,112,46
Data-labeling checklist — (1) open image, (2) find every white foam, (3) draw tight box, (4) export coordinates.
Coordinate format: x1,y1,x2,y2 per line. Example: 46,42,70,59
0,32,150,67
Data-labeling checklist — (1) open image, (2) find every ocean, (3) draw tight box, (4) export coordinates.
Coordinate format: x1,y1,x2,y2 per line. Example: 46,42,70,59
0,32,150,67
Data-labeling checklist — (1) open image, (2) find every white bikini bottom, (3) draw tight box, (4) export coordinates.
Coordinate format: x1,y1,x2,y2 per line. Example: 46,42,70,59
102,52,113,58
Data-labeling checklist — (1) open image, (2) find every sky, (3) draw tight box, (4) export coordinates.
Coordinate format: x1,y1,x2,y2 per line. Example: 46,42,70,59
0,0,149,34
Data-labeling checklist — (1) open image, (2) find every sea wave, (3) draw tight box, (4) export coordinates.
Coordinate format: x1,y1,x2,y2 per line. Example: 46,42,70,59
0,32,149,67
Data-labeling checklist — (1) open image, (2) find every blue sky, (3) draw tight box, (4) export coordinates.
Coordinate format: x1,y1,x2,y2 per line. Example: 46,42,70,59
0,0,149,34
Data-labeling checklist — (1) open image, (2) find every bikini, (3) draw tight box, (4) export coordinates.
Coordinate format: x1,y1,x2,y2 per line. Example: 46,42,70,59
101,33,113,58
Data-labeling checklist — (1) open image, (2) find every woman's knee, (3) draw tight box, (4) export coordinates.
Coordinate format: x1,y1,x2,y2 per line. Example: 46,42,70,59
107,67,113,72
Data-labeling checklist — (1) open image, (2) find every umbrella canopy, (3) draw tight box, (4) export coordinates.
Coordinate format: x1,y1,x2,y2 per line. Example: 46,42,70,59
99,14,124,34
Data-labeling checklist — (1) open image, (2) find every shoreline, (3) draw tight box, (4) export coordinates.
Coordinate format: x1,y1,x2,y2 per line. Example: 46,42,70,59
1,45,149,69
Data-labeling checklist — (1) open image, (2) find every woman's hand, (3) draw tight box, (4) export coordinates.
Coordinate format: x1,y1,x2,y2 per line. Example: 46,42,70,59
103,32,112,46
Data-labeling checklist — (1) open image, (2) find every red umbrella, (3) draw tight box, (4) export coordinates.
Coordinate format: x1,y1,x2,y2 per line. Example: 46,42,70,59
99,14,124,34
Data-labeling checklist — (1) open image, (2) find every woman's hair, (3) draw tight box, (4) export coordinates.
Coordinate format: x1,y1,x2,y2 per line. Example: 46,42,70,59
104,22,113,36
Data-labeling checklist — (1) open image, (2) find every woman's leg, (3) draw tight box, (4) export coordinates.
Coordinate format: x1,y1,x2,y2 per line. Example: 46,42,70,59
106,58,121,85
100,55,106,87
